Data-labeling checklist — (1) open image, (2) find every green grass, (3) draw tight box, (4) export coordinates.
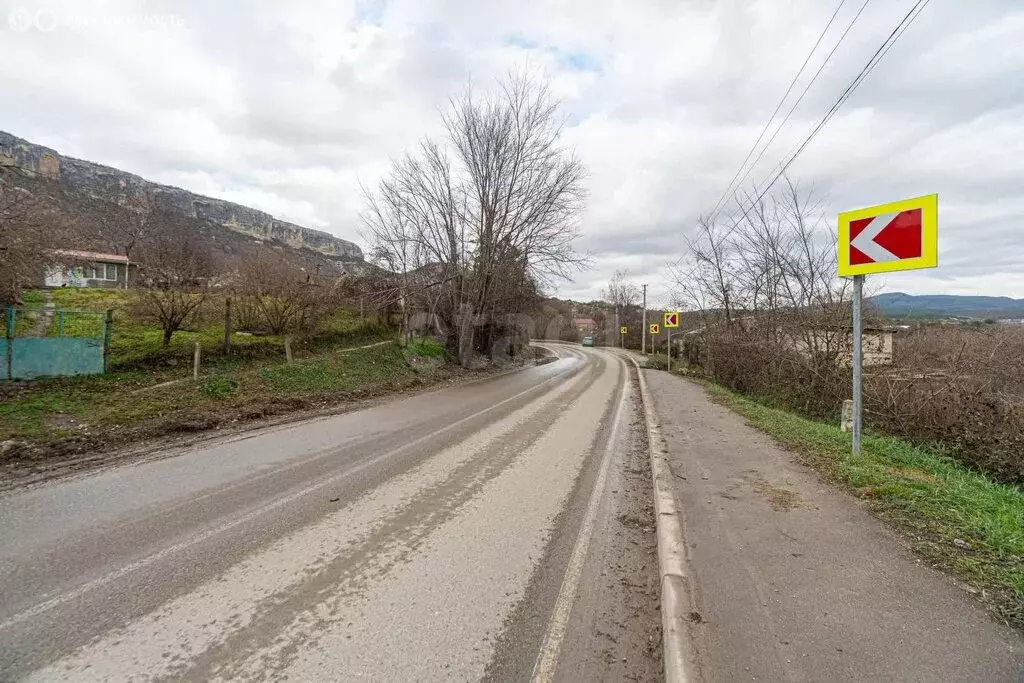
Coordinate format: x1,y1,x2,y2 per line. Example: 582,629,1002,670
0,320,443,446
260,343,407,394
1,291,415,447
19,290,45,307
705,383,1024,626
404,337,445,358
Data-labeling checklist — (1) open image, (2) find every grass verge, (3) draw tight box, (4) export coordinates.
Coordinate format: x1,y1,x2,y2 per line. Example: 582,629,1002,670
705,382,1024,629
0,341,451,443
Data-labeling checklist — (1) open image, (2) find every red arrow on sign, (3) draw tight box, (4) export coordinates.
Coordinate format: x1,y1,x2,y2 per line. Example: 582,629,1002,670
849,209,923,265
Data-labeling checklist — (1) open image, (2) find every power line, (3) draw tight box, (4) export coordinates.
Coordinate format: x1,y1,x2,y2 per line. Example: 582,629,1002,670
721,0,873,214
707,0,850,221
732,0,933,224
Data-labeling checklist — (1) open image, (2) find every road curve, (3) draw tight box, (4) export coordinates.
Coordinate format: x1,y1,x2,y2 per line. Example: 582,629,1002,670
0,344,657,681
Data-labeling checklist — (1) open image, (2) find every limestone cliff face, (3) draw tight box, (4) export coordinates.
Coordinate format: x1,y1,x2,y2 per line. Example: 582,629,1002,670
0,130,363,262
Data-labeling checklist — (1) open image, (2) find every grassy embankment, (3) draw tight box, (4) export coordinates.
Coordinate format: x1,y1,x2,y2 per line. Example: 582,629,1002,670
1,289,450,450
702,381,1024,628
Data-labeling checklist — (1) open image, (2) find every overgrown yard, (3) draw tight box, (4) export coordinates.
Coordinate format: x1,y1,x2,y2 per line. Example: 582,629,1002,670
705,382,1024,629
1,289,463,480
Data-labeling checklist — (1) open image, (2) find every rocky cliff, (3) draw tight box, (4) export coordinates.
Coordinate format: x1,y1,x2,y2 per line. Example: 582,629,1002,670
0,130,363,263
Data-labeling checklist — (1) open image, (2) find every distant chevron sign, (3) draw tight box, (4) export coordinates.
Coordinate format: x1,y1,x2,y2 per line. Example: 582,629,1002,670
838,194,938,276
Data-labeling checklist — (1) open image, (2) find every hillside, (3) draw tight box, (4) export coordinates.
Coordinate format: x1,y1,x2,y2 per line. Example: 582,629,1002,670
870,292,1024,319
0,130,366,275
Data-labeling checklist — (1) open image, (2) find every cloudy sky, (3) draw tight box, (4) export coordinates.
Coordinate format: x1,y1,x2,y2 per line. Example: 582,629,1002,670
1,0,1021,304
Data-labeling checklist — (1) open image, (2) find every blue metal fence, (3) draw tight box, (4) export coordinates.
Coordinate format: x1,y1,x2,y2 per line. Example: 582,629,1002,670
3,307,112,380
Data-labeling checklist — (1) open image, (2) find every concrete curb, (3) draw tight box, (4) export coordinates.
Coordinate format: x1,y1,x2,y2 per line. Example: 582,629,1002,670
628,357,697,683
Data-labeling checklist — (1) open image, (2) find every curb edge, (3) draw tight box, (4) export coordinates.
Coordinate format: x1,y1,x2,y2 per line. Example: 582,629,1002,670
628,357,698,683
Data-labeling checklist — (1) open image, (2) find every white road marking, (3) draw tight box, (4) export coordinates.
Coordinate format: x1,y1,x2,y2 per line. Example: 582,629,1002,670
531,353,629,682
0,351,583,632
850,211,900,262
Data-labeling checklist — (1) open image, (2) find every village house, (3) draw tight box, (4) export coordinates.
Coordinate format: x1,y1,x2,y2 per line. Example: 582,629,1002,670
44,249,137,290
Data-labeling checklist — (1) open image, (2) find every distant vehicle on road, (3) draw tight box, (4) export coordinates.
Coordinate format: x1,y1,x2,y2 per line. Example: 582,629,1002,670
581,336,594,347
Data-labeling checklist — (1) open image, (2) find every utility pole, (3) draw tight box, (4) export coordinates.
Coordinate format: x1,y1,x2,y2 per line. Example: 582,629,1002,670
615,305,620,347
641,284,648,355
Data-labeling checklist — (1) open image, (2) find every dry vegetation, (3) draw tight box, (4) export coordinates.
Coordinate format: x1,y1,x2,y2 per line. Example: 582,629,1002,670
673,179,1024,485
0,166,68,305
869,324,1024,484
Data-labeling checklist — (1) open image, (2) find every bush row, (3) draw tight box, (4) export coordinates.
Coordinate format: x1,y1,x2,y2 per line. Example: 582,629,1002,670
685,326,1024,486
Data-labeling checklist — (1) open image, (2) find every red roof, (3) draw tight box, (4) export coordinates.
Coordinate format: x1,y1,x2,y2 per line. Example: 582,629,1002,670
574,317,597,326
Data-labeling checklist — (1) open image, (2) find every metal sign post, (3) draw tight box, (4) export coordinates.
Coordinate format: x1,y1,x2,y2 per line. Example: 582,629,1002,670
663,312,679,372
666,327,671,372
851,275,864,456
839,193,938,457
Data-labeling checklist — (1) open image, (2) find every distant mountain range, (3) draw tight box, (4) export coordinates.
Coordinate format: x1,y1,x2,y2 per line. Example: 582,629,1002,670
869,292,1024,319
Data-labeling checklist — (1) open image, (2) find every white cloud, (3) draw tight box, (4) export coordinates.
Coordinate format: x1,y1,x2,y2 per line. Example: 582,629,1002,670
1,0,1021,300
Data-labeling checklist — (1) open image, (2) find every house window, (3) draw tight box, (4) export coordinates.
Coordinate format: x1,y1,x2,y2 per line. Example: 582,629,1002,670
82,263,119,280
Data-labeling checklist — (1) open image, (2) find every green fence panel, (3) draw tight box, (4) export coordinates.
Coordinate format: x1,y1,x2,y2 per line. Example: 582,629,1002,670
9,338,105,380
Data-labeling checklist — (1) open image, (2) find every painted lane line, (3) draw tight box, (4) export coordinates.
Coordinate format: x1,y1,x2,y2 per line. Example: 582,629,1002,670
531,352,628,683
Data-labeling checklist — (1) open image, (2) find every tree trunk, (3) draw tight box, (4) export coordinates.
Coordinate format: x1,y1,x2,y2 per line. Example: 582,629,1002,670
163,328,173,347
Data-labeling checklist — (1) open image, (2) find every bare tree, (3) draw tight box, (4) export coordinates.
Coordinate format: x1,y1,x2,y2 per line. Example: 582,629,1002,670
132,214,213,346
601,269,641,345
236,254,323,335
602,269,640,311
673,179,855,399
0,167,67,306
363,71,588,366
111,207,150,289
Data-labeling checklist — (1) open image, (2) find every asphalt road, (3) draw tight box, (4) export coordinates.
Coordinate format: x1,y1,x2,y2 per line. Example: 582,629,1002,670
0,345,660,681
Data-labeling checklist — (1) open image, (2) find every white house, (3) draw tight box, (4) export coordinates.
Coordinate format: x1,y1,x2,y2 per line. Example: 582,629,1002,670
44,250,137,289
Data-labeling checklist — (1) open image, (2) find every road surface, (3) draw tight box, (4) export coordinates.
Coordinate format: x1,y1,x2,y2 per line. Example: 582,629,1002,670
0,345,661,681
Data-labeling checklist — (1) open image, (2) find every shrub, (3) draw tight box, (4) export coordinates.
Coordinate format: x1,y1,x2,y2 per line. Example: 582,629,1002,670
406,337,444,357
689,323,1024,485
200,376,238,399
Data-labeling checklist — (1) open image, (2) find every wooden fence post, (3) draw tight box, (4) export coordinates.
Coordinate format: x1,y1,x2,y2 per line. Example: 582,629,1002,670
103,309,113,373
4,307,13,381
193,342,201,381
285,335,293,364
224,296,232,351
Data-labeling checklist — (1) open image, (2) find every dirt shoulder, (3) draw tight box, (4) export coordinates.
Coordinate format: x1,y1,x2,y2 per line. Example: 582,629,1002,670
643,370,1024,682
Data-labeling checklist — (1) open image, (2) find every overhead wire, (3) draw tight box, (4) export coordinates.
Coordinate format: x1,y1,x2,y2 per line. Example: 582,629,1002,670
706,0,851,221
719,0,873,217
729,0,934,225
